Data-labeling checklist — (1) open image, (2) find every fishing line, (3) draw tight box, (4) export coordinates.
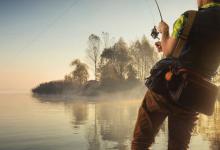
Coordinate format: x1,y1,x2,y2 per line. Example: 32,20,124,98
143,0,156,25
16,0,81,55
143,0,164,39
151,0,163,39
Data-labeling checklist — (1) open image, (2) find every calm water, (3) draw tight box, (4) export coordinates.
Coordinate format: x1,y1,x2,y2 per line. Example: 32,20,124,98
0,93,219,150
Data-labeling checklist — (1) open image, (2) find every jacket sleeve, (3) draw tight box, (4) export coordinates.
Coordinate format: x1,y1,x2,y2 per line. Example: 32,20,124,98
171,13,188,39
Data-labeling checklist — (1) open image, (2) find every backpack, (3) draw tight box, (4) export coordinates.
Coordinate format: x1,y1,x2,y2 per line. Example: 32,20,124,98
145,10,219,116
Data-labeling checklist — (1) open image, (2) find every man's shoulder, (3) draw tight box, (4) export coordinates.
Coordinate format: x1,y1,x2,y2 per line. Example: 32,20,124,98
172,14,187,38
182,10,198,19
172,10,197,39
175,10,197,25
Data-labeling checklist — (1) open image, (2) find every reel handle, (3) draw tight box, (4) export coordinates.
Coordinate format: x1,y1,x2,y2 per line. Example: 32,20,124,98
151,26,160,40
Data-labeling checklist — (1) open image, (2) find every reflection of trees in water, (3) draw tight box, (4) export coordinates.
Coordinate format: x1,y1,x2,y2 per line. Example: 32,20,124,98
65,101,89,129
96,101,139,150
67,101,102,150
33,95,144,149
86,104,101,150
34,94,220,149
196,101,220,150
68,100,141,150
67,99,169,150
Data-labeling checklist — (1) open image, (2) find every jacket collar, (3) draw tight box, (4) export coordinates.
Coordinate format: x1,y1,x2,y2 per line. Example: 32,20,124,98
200,2,220,9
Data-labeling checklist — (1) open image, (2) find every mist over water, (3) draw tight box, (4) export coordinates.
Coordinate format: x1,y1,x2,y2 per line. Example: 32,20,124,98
0,92,219,150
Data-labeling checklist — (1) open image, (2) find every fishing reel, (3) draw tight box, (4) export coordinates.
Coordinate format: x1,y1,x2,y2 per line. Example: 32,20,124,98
151,26,160,39
151,26,162,52
150,0,163,40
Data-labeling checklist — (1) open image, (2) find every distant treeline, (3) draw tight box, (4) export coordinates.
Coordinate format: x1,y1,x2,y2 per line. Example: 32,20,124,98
32,33,159,95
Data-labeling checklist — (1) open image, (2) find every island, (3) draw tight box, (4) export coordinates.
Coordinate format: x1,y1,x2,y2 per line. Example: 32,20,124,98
32,34,159,96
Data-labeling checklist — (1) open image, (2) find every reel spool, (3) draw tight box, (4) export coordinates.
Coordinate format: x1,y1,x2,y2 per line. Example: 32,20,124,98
151,26,159,39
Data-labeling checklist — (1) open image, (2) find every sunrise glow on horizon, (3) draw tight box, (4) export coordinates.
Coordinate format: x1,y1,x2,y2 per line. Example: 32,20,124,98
0,0,197,92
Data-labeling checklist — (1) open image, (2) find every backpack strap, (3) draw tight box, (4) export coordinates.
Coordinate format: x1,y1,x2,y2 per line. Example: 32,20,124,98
172,10,198,58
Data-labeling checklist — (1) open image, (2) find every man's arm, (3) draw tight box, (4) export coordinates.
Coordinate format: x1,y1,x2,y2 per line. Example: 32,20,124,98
158,22,177,56
155,15,186,57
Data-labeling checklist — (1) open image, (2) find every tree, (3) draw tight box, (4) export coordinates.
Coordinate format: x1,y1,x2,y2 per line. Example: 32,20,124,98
114,38,131,79
100,38,131,81
129,40,143,79
64,74,73,82
87,34,101,81
141,35,157,77
129,35,158,80
102,32,110,49
99,62,121,85
101,32,116,49
70,59,89,85
126,64,137,80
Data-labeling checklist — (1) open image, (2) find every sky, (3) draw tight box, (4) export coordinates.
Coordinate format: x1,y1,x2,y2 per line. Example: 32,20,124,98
0,0,197,92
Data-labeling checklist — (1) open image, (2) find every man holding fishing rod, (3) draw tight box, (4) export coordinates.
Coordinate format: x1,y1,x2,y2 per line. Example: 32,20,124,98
132,0,220,149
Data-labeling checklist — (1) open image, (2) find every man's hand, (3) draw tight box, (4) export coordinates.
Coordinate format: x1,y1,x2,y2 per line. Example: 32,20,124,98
155,21,177,57
157,21,169,34
155,41,162,52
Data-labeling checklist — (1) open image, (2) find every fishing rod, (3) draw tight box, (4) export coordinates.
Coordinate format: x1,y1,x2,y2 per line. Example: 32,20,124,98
151,0,163,39
154,0,163,21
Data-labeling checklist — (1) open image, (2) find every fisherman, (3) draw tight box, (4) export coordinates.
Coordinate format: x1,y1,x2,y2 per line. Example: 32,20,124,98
132,0,220,149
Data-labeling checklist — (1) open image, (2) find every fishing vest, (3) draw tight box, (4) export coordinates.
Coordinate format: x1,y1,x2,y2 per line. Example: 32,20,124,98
178,6,220,78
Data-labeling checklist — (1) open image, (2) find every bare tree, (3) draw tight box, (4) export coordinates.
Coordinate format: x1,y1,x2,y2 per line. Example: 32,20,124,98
102,32,110,49
129,36,158,80
102,32,116,48
87,34,101,81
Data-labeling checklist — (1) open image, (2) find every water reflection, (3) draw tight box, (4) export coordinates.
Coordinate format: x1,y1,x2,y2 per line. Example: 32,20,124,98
33,95,220,150
69,102,88,129
86,104,100,150
95,101,138,150
197,102,220,150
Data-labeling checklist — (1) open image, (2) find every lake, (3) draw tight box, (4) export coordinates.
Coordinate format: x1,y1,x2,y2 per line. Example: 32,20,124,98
0,92,219,150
